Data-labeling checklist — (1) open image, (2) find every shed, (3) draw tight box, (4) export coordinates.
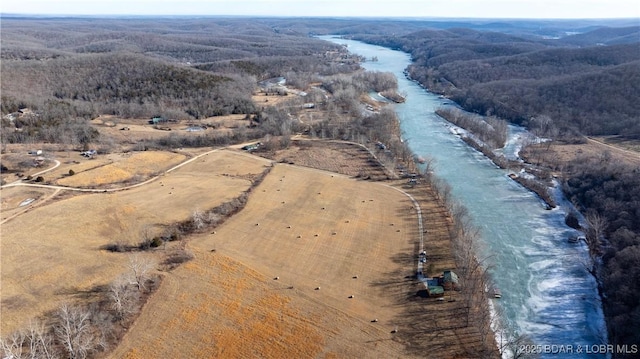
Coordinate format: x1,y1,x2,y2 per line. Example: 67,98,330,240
149,116,167,125
427,286,444,297
442,270,459,291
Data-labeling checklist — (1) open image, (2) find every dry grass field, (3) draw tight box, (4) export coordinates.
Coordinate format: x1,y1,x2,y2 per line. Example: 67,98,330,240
56,151,187,187
2,141,488,358
261,139,390,179
525,137,640,170
89,114,252,148
0,186,59,221
251,92,295,107
110,163,418,358
109,161,485,358
0,149,271,335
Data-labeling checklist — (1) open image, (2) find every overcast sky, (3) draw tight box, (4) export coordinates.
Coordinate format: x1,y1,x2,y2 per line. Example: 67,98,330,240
2,0,639,19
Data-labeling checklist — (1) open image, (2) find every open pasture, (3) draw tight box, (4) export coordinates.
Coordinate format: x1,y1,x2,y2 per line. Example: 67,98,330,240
262,139,389,179
91,114,251,145
0,186,58,221
0,150,271,335
55,151,187,187
110,163,427,358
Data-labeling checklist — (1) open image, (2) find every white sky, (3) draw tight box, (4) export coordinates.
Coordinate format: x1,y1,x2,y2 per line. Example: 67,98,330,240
1,0,639,19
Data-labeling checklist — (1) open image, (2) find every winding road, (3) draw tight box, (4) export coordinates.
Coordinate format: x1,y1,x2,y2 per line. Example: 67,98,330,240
1,144,427,280
0,148,223,225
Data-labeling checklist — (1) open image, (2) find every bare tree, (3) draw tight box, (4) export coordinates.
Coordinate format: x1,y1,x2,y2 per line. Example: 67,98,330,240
109,275,137,321
191,209,206,231
127,253,155,291
1,329,25,359
1,319,57,359
26,319,56,359
419,155,436,181
585,210,608,268
54,303,96,359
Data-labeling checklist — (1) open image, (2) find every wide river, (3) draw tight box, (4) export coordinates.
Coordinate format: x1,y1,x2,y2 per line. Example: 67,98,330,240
321,36,607,357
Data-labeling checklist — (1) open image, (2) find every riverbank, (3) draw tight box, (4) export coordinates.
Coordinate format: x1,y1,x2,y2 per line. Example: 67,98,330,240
434,106,557,209
327,36,607,358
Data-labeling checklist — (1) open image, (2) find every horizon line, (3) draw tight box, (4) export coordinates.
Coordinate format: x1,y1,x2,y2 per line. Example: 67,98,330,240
1,13,639,21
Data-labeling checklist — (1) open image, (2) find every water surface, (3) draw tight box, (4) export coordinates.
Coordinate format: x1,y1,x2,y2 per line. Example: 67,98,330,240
321,36,607,357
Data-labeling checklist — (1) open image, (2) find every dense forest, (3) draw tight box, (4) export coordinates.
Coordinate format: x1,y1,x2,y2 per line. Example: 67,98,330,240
352,26,640,136
563,156,640,348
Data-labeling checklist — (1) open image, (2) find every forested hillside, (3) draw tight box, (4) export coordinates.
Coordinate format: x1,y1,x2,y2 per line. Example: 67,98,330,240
352,27,640,136
0,18,352,144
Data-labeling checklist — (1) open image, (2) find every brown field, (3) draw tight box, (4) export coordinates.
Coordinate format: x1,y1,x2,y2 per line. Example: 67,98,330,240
2,142,487,358
596,135,640,153
0,149,271,335
260,139,390,179
252,92,295,107
110,162,484,358
531,137,640,169
56,151,187,187
110,164,419,358
0,186,59,221
89,114,252,149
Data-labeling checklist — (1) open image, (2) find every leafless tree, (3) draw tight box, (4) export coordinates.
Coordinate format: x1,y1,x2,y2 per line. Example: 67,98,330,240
1,329,25,359
585,210,608,264
191,209,206,231
109,275,137,321
127,254,155,291
54,303,96,359
26,319,56,359
432,176,452,205
1,319,57,359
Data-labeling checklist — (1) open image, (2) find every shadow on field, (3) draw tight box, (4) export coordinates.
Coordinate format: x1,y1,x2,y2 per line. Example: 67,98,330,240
367,184,490,358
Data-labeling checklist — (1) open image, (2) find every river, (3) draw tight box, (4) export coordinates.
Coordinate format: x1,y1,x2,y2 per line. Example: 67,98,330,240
320,36,607,358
